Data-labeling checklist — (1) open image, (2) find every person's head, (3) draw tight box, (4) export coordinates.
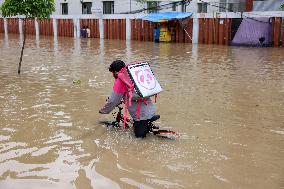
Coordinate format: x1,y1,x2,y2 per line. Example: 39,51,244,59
109,60,125,79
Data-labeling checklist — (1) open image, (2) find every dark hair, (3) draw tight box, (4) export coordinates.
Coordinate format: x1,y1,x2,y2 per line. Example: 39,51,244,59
109,60,125,72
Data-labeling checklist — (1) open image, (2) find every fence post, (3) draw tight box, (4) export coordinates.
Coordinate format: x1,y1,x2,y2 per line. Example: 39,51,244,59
192,17,199,44
273,17,281,47
53,18,57,37
126,18,131,41
4,18,8,35
35,19,39,37
73,18,77,38
77,18,81,38
19,18,23,35
99,18,104,39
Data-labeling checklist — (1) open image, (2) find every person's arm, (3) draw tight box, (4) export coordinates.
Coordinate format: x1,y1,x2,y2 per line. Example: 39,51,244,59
99,91,123,114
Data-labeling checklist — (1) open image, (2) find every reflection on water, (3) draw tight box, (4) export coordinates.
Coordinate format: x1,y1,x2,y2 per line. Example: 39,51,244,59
0,34,284,189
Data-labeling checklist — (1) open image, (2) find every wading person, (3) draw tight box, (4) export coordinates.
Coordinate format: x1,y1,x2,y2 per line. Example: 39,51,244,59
153,25,160,43
86,26,90,38
99,60,157,138
80,26,87,38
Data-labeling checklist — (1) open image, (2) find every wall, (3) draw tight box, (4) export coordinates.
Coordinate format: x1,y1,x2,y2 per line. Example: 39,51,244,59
253,0,284,11
54,0,93,15
272,17,283,47
0,0,3,11
0,11,284,47
92,0,181,14
198,18,232,45
91,0,231,14
0,0,244,15
0,18,4,33
38,19,53,36
53,0,244,15
80,19,100,38
7,18,19,34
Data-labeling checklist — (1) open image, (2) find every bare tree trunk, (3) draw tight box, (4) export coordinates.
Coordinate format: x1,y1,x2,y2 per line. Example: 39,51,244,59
18,17,27,74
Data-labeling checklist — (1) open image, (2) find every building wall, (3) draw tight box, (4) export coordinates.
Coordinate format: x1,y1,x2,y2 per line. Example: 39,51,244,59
54,0,93,15
253,0,284,11
0,0,249,16
0,0,4,16
92,0,184,14
91,0,247,15
91,0,227,14
2,0,281,16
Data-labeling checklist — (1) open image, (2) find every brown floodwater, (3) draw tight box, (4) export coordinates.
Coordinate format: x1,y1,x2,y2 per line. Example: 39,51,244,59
0,34,283,189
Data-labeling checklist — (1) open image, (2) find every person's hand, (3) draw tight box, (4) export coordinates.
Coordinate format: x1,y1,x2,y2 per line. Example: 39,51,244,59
118,100,123,105
99,109,107,114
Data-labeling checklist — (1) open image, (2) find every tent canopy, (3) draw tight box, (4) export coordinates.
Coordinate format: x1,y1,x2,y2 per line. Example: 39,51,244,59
231,18,272,47
141,12,193,22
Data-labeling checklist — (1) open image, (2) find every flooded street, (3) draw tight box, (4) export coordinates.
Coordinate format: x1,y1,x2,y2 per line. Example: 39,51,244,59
0,34,283,189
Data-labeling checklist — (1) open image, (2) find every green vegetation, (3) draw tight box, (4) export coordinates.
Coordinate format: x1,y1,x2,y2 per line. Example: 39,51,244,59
0,0,55,74
281,3,284,9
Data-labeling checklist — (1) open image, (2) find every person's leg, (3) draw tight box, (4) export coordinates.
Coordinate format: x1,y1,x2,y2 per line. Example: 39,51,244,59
133,120,148,138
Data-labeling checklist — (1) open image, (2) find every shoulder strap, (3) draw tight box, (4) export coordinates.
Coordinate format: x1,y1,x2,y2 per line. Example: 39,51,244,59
117,67,134,128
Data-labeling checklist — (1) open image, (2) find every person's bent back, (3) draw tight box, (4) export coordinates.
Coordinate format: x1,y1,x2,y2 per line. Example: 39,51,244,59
99,60,157,138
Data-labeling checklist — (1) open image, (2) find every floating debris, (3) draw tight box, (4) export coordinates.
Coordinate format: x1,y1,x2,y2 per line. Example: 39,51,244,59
73,80,81,85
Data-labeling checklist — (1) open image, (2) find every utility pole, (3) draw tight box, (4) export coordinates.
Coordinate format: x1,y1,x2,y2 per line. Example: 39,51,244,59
226,0,229,12
181,0,191,12
181,0,186,12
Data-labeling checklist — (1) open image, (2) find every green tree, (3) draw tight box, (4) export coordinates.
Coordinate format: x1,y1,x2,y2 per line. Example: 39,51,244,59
0,0,55,74
281,3,284,9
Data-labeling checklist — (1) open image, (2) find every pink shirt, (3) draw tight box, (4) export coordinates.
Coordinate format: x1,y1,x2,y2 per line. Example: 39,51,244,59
113,78,127,95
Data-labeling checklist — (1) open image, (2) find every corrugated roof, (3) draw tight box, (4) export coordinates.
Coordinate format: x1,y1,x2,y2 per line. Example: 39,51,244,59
141,12,193,22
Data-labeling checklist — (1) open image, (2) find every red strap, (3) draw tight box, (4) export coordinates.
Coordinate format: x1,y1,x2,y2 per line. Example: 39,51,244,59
116,67,135,129
122,93,129,129
154,94,158,103
136,98,148,120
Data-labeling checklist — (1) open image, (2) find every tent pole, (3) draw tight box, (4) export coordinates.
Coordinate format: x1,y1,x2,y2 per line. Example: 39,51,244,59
183,28,192,41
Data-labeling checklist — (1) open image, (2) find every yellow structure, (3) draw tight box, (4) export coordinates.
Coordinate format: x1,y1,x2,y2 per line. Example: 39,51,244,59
159,22,171,42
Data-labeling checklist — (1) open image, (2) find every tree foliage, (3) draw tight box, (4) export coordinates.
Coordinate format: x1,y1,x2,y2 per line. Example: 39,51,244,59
0,0,55,19
281,3,284,9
